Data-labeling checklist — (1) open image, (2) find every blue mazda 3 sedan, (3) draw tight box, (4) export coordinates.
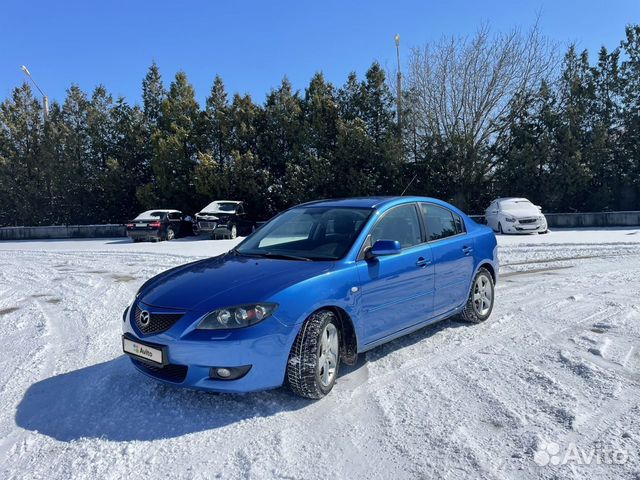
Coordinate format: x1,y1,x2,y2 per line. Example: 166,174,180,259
122,197,498,398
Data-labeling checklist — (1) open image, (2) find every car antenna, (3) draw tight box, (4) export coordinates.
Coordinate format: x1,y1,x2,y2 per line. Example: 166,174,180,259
401,174,418,196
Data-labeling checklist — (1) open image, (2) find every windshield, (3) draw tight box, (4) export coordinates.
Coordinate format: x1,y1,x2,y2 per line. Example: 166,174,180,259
500,199,534,210
235,207,371,260
134,211,167,221
201,201,238,213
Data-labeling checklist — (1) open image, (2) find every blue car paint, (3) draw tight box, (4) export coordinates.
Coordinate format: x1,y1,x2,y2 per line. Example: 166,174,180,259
123,196,498,393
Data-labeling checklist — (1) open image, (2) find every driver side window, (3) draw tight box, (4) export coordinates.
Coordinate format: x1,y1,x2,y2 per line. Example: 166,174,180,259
369,204,422,249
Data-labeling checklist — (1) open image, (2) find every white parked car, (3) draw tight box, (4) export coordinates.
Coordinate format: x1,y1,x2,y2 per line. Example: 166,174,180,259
484,198,548,234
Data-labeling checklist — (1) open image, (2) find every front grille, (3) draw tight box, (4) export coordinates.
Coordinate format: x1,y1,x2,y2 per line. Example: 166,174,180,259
518,218,538,224
132,359,188,383
134,306,183,335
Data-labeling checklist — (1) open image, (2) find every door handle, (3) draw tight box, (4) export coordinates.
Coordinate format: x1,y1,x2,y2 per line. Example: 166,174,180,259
462,246,473,255
416,257,431,267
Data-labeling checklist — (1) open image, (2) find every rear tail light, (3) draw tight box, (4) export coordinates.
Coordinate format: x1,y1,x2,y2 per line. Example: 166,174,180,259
126,223,134,228
149,221,161,228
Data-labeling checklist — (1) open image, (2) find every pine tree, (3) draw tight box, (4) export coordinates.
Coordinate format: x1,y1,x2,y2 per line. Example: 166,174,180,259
620,26,640,209
203,75,230,164
142,62,165,127
0,83,45,225
148,71,201,211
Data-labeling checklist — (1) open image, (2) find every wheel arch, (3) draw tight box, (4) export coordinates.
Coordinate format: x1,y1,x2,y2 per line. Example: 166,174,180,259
307,305,359,366
477,261,497,284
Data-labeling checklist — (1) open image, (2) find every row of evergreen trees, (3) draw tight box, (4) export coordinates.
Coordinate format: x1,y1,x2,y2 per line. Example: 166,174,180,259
0,62,401,226
1,26,639,226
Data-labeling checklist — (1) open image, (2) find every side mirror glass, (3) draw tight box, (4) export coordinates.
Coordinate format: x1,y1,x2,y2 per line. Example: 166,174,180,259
370,239,402,257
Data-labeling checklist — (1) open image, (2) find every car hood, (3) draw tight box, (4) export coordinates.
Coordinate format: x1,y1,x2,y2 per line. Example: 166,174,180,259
138,253,334,311
502,207,541,217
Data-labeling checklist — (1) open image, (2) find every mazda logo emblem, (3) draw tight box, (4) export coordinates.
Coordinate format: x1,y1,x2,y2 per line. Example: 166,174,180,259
139,310,151,326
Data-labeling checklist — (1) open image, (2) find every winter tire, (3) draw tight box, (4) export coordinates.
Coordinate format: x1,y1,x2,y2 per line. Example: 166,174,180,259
286,310,341,399
460,267,494,323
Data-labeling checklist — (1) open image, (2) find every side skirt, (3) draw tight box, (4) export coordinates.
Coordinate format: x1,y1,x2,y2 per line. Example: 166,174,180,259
359,306,464,353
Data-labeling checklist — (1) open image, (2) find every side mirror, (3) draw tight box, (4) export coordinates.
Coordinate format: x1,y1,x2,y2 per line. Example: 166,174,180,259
536,205,542,211
370,239,402,257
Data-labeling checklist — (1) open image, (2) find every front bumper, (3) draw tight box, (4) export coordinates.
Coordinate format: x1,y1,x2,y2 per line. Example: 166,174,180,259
122,303,298,393
502,221,547,234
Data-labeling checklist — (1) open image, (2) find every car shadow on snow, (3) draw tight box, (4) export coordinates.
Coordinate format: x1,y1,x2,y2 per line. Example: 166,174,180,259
15,355,308,442
16,319,469,443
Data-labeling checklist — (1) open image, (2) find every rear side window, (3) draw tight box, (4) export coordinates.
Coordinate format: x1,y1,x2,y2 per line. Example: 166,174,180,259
370,204,422,248
420,204,461,241
453,213,465,234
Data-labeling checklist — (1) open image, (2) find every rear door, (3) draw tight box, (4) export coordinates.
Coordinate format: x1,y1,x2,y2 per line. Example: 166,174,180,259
356,203,435,344
420,203,474,318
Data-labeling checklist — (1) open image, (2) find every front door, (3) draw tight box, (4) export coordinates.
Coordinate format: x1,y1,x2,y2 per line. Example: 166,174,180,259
356,203,435,345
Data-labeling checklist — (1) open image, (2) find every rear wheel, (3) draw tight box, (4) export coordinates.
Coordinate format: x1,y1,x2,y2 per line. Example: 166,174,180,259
166,228,175,241
229,224,237,239
460,268,494,323
286,310,341,399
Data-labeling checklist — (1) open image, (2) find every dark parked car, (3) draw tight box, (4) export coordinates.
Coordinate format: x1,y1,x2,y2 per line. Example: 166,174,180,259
126,210,194,242
195,200,255,239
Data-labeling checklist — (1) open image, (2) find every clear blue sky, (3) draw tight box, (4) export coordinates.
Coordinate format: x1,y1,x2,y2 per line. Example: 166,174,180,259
2,0,639,106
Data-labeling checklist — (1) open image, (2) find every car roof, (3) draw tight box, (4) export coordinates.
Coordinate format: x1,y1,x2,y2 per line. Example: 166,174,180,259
496,197,531,203
138,209,181,214
297,196,453,210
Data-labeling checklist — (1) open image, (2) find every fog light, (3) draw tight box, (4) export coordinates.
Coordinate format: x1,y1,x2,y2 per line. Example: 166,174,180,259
209,365,252,380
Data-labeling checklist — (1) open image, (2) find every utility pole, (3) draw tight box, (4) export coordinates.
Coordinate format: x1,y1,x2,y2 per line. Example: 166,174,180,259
20,65,49,121
395,34,402,133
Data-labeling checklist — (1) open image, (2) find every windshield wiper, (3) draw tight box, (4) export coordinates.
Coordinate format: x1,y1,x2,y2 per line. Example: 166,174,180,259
259,252,313,262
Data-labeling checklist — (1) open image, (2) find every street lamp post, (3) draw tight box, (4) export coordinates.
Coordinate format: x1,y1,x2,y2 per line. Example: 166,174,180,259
395,34,402,132
20,65,49,121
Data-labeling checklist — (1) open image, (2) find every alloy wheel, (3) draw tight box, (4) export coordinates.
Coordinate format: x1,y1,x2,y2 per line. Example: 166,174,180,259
473,274,493,316
318,323,339,387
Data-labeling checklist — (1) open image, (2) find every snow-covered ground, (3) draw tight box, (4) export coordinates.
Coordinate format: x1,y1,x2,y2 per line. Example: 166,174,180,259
0,228,639,479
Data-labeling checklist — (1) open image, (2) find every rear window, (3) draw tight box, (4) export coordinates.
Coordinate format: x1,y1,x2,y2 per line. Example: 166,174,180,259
134,211,167,221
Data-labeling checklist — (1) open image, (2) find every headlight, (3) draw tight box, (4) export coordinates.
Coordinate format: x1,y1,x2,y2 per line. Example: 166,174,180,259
539,215,546,222
197,303,278,330
504,217,516,223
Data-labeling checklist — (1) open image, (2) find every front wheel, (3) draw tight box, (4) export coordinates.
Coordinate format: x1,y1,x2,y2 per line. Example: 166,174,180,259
286,310,341,399
460,268,495,323
229,224,237,239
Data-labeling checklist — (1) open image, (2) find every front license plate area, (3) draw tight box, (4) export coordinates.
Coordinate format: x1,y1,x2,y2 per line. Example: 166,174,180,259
122,336,165,365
